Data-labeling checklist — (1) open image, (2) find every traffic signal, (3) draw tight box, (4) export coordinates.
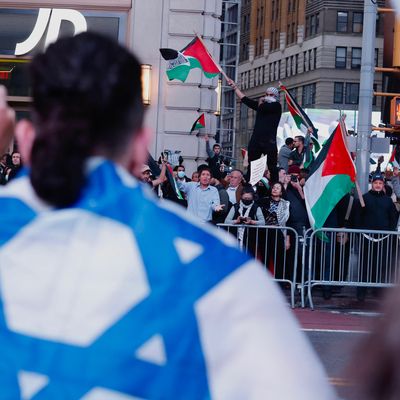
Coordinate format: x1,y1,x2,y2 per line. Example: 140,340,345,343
390,96,400,126
394,17,400,67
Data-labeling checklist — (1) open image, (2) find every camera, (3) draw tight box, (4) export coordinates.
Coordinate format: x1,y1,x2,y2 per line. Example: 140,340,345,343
291,175,298,182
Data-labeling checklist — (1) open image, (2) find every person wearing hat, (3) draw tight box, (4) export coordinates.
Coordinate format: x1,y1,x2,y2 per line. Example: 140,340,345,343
354,173,399,300
140,162,167,189
227,79,282,177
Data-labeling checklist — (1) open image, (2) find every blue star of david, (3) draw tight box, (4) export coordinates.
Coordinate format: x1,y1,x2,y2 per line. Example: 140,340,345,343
0,188,249,399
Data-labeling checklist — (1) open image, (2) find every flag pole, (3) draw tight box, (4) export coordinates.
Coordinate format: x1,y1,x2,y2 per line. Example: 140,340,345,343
339,117,366,207
194,33,230,81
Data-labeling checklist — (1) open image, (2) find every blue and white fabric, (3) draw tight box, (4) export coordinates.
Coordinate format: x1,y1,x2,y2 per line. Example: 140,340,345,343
0,159,335,399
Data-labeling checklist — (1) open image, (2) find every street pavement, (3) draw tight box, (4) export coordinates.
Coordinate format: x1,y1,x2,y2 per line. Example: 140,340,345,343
289,287,384,399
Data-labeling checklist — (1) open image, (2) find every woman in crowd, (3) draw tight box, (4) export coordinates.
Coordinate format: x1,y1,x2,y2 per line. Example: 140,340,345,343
224,184,265,255
258,182,291,279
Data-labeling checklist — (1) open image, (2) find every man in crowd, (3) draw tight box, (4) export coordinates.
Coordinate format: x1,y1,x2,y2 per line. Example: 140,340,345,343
174,164,191,183
354,173,399,300
289,135,306,167
227,79,282,176
278,137,294,172
204,134,225,180
224,168,244,207
177,167,225,222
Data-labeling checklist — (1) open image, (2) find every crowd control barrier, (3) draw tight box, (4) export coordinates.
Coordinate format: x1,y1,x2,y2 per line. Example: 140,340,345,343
217,224,300,308
301,227,400,309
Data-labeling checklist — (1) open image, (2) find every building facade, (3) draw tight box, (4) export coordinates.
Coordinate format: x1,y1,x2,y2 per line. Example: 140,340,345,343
236,0,385,164
0,0,222,174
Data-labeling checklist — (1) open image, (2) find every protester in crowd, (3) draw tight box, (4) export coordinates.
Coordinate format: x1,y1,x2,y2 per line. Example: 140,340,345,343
224,184,265,255
258,182,291,279
174,164,191,183
203,134,225,180
177,167,225,223
191,171,199,182
0,152,12,185
227,79,282,176
288,135,306,167
255,167,272,198
0,34,336,399
140,163,167,190
353,173,399,300
222,168,244,207
0,86,14,155
278,137,294,172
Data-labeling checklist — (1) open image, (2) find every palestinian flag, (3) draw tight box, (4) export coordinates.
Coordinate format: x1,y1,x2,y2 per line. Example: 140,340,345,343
190,113,205,133
389,144,400,168
280,84,320,152
160,36,220,82
166,164,184,200
304,123,356,230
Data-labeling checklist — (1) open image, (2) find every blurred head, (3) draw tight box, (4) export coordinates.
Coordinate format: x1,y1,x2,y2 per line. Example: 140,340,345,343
372,174,384,192
271,182,285,198
278,168,287,184
229,169,243,188
294,136,305,148
285,137,294,149
199,168,212,187
11,151,21,166
141,165,151,182
191,171,199,182
213,143,221,155
17,32,147,207
265,87,279,101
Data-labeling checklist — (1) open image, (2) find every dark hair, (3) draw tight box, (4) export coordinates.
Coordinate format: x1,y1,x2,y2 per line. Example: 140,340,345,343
271,181,286,198
285,138,294,146
29,32,144,207
241,184,255,196
198,166,212,176
295,135,305,144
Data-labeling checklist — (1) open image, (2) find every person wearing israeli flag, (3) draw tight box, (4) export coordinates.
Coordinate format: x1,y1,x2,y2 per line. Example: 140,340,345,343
0,33,336,399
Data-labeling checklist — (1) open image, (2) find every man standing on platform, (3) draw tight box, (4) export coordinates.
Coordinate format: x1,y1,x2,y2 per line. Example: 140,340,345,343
227,79,282,176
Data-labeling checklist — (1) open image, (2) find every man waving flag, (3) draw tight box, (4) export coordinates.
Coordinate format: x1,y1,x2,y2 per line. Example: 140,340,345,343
304,121,356,230
280,84,320,153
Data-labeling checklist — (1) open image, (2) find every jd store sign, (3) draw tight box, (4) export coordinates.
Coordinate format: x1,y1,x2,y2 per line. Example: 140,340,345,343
15,9,87,56
0,8,125,57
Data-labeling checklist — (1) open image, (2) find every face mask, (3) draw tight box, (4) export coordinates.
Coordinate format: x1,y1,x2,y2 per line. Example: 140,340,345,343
242,199,253,206
264,95,277,103
177,171,185,179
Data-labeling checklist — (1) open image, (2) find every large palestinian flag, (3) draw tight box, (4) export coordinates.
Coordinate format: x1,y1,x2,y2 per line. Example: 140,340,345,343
280,84,320,153
304,122,356,230
389,144,400,168
160,37,220,82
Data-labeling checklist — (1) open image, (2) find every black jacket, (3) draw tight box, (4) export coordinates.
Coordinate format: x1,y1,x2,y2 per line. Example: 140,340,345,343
241,97,282,149
354,190,398,231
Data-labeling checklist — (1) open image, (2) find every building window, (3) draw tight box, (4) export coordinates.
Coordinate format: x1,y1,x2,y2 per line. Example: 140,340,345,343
335,47,347,68
302,83,316,107
375,48,379,67
286,57,291,77
345,83,359,104
295,54,298,74
310,15,316,35
337,11,348,32
373,83,377,106
353,12,363,33
292,23,296,43
313,48,317,69
351,48,362,69
334,82,344,103
303,51,307,72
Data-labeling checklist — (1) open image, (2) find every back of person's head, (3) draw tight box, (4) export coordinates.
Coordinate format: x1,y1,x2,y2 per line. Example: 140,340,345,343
285,138,294,146
29,32,144,207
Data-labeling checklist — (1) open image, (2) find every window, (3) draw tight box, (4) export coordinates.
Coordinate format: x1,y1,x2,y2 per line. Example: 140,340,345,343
303,51,307,72
315,13,320,34
302,83,316,107
286,57,291,77
373,83,377,106
292,23,295,43
310,15,316,36
345,83,359,104
287,24,291,45
351,47,362,69
335,47,347,68
305,16,309,37
375,48,379,67
308,49,312,71
313,48,317,69
271,31,274,50
295,54,298,74
334,82,344,103
353,12,363,33
337,11,348,32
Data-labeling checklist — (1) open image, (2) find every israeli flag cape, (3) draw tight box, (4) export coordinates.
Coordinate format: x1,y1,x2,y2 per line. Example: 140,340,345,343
0,160,335,400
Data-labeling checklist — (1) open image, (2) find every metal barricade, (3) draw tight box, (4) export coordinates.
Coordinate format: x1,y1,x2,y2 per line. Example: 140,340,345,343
301,227,400,309
217,224,299,308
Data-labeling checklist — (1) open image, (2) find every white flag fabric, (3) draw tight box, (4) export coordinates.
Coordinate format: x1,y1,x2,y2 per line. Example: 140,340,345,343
0,160,336,399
